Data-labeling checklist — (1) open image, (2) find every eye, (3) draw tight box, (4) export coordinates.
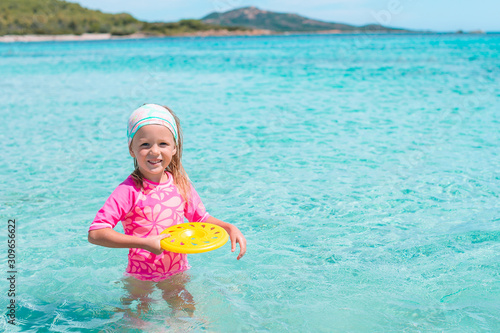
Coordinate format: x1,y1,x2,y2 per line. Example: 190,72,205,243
140,143,150,147
159,142,169,147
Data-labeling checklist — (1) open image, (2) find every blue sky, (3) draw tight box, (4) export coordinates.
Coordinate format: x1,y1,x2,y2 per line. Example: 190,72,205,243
69,0,500,32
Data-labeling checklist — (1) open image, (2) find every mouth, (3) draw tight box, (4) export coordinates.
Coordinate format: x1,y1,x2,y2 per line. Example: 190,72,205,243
148,159,162,166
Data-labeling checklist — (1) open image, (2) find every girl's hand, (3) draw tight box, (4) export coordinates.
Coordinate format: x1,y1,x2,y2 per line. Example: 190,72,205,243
227,225,247,260
142,233,171,255
88,228,171,256
204,216,247,260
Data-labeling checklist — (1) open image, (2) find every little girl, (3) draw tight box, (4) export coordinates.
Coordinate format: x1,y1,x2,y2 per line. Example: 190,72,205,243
88,103,246,283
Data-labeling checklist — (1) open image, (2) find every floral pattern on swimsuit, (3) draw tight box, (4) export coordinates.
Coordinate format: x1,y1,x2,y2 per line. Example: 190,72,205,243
89,172,209,281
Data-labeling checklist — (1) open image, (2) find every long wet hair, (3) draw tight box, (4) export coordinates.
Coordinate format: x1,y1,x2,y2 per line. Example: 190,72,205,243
130,105,191,202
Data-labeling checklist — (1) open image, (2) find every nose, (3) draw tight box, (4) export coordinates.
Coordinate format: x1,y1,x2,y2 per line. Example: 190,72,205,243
150,144,160,154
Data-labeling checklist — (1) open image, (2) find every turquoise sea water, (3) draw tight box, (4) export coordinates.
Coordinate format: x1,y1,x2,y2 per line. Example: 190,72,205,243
0,34,499,332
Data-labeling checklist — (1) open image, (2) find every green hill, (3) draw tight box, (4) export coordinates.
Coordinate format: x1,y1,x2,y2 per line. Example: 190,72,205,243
0,0,244,36
203,6,412,33
0,1,412,37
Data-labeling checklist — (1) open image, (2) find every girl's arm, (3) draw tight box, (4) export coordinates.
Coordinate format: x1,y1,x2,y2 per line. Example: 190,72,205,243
88,228,170,255
205,216,247,260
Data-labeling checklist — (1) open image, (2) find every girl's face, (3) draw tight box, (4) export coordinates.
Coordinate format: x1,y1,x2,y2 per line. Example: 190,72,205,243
129,124,177,183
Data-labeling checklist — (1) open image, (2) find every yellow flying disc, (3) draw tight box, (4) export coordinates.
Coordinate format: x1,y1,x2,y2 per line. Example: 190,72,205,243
160,222,229,254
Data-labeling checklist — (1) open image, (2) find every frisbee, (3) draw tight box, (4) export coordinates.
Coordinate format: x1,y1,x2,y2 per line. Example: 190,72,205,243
160,222,229,254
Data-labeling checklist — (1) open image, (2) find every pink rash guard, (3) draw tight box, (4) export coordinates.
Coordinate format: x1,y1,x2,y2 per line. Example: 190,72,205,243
89,172,209,281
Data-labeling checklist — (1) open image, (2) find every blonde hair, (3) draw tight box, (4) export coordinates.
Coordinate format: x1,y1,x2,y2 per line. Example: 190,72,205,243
130,105,191,202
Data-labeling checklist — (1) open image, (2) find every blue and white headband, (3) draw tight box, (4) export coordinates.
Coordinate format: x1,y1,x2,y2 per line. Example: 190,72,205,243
127,104,178,145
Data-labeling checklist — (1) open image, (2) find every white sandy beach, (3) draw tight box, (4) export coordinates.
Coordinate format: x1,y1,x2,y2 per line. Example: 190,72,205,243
0,33,117,43
0,30,273,43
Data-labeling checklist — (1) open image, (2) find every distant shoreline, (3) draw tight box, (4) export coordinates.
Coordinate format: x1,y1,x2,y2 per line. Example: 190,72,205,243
0,30,491,43
0,30,273,43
